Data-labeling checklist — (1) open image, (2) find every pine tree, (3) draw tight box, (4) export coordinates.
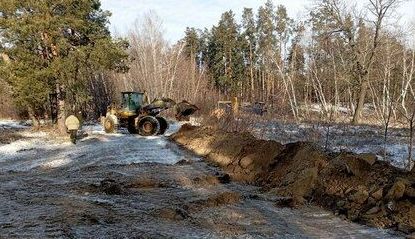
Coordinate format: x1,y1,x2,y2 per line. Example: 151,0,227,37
275,5,293,61
257,1,277,60
207,10,244,95
287,23,305,81
183,27,200,62
198,28,210,68
256,0,277,101
0,0,128,131
241,8,257,100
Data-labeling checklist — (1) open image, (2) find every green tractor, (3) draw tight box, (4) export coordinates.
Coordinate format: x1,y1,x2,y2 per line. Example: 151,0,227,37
102,91,198,136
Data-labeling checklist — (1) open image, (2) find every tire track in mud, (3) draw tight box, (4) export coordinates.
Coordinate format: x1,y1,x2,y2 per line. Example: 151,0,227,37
0,124,403,238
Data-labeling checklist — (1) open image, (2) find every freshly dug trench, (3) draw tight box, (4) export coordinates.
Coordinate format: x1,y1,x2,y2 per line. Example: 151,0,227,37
171,124,415,234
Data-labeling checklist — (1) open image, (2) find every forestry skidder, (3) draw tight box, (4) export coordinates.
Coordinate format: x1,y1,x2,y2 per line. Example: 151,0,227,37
102,91,198,136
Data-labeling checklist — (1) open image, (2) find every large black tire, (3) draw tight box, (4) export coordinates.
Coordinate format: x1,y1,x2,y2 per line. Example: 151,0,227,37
137,116,160,136
127,117,137,134
104,116,116,133
156,116,168,135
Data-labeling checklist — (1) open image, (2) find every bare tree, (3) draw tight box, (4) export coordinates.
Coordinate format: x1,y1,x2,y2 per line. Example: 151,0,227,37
398,23,415,171
111,11,216,112
352,0,403,124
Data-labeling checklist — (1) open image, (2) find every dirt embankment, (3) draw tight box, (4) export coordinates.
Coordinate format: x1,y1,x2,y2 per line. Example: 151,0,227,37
171,124,415,235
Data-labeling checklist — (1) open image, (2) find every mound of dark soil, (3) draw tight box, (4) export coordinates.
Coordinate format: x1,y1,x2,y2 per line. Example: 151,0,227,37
96,179,125,195
187,191,241,211
171,125,283,182
0,129,25,144
154,207,190,221
171,124,415,234
153,191,240,221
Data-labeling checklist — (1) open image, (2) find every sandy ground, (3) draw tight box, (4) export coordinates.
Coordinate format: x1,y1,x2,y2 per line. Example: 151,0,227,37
0,121,404,238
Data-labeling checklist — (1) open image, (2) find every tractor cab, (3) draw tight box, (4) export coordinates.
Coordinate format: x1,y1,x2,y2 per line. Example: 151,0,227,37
121,92,145,113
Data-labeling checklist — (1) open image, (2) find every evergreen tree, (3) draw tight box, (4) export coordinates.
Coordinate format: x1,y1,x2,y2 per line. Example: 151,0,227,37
207,10,244,95
256,1,277,61
287,23,305,77
183,27,200,62
0,0,128,130
275,5,293,61
198,28,210,68
256,0,278,100
241,8,257,100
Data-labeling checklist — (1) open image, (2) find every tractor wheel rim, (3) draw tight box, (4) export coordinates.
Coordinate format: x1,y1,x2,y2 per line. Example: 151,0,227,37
143,122,153,133
105,121,112,129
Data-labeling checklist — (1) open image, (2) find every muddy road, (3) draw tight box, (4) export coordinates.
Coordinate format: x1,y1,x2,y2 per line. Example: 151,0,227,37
0,122,402,238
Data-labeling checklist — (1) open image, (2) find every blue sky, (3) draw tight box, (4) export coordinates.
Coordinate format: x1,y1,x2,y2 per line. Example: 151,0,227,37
100,0,415,43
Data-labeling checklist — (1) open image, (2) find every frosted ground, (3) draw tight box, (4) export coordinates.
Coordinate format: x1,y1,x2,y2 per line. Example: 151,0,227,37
0,119,404,238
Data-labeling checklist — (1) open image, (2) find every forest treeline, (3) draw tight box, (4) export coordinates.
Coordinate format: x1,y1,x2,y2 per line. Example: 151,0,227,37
179,0,415,125
0,0,414,129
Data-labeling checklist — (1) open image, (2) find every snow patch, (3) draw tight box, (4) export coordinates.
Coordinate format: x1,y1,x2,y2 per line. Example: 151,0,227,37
0,120,30,130
0,121,198,172
41,157,72,169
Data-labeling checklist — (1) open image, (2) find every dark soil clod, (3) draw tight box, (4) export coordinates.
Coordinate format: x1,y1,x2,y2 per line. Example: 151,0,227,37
98,178,124,195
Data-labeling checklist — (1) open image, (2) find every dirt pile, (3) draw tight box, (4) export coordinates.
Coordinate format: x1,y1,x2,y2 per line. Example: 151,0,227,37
95,178,126,195
0,129,25,144
171,124,283,182
171,124,415,234
153,191,241,221
86,178,166,196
